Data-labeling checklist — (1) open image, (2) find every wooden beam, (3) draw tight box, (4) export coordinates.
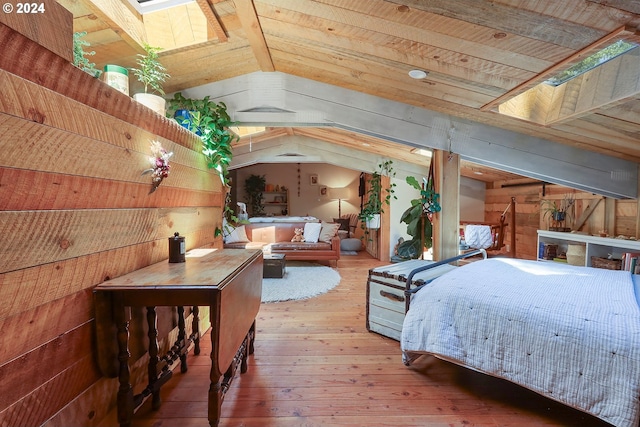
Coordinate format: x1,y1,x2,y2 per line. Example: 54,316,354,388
233,0,275,71
196,0,229,42
572,197,602,231
481,25,636,112
0,0,73,62
72,0,147,52
605,197,616,237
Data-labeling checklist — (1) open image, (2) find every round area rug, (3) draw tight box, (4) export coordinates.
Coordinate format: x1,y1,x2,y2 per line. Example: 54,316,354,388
261,261,341,303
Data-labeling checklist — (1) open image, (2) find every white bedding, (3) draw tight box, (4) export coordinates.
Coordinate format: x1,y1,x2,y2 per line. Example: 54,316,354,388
401,258,640,427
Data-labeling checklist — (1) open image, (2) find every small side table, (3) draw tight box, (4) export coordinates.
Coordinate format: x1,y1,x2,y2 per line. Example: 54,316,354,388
263,253,286,278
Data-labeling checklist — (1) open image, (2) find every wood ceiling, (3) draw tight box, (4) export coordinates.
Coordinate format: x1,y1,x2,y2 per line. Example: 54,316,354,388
60,0,640,184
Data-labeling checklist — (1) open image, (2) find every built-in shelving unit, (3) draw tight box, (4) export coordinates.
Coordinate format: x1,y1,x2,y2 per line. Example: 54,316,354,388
537,230,640,268
262,190,289,216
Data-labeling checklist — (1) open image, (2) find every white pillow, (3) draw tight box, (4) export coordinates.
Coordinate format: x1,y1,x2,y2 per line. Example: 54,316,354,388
225,225,250,243
303,222,322,243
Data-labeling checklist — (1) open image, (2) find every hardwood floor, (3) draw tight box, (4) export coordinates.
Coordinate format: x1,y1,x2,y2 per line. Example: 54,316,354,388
101,252,612,427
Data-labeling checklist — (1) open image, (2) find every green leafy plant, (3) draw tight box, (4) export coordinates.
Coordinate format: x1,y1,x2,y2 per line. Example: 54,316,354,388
167,93,238,184
395,176,441,260
214,191,248,237
358,160,397,229
72,32,101,78
130,43,170,95
244,174,266,216
541,194,575,224
192,99,237,182
166,92,197,115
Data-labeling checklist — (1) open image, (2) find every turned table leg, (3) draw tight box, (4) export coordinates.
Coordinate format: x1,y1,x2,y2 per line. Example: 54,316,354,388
192,305,201,355
208,361,223,427
177,306,188,373
146,306,161,410
114,295,133,427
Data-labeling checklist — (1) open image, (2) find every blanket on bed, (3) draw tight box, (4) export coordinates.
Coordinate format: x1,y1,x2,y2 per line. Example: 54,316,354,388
401,258,640,427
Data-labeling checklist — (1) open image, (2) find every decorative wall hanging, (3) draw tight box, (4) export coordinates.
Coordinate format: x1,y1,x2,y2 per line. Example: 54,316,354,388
142,140,173,193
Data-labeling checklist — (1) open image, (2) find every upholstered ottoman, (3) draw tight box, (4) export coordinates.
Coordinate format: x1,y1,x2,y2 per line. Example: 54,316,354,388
340,238,361,252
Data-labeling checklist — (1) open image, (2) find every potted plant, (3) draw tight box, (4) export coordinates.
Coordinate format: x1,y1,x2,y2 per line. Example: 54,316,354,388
244,174,266,216
167,93,238,184
166,92,197,130
541,194,575,231
130,43,170,115
358,160,396,231
394,176,441,260
72,31,101,78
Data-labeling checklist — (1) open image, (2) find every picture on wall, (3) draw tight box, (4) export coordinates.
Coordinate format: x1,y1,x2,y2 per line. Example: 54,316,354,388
310,174,318,185
319,186,328,196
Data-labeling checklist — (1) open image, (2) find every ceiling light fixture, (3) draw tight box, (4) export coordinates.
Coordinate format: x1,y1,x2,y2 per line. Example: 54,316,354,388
408,69,428,79
410,148,432,157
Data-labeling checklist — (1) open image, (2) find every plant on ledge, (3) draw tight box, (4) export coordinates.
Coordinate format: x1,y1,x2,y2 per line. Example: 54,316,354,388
167,93,238,185
130,43,169,96
541,194,575,230
130,43,170,115
358,160,397,232
72,32,101,78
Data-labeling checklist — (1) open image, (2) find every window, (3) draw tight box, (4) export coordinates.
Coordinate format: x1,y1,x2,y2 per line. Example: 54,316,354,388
544,40,638,86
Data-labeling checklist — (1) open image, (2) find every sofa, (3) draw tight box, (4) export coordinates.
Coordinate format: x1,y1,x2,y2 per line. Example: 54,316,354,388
223,220,341,264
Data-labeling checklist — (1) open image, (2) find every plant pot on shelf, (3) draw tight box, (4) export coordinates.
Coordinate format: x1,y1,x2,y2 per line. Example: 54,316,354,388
174,109,191,129
365,214,381,229
133,93,166,115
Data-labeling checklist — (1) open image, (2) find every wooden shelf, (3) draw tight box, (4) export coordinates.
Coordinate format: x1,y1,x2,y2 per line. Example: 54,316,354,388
262,190,289,215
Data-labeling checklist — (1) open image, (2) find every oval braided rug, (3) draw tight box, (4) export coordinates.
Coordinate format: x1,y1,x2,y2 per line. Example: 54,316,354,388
261,261,341,303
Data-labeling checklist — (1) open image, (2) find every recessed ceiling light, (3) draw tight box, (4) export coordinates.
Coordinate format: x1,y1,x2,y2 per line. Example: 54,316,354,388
408,69,428,79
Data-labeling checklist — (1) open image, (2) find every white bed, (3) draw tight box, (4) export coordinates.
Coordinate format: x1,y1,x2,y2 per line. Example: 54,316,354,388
401,258,640,427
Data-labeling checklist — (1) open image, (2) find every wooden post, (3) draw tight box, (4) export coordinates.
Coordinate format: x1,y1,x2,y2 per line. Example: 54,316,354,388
636,164,640,238
432,150,460,261
379,174,391,262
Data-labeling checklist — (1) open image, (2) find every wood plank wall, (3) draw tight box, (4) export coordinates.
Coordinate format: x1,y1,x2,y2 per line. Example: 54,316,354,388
0,23,224,427
485,182,638,260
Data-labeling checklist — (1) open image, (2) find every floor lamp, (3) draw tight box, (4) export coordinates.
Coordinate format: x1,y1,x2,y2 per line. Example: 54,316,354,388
330,187,351,217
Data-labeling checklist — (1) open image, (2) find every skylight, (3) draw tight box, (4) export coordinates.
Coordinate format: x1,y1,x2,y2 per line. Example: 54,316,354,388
544,40,638,86
127,0,194,14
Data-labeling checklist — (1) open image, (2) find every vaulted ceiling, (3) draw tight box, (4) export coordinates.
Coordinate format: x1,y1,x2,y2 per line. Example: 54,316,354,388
59,0,640,194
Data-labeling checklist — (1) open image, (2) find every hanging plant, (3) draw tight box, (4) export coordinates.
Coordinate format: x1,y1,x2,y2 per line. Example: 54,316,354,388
358,160,397,229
